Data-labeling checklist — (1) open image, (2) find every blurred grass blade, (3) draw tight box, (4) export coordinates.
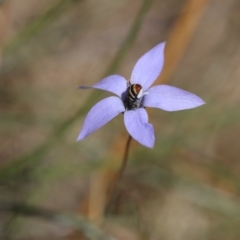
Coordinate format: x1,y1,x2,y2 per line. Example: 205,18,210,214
0,0,10,66
0,201,118,240
155,0,210,84
4,0,72,54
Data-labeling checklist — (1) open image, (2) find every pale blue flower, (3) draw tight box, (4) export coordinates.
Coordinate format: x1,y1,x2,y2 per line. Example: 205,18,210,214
77,42,205,148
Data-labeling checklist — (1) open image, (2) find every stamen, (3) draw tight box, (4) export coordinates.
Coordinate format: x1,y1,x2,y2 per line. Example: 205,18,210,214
137,89,143,98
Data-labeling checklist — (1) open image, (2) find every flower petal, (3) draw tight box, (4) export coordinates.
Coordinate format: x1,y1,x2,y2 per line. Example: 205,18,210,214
131,42,165,90
143,85,205,111
79,75,128,98
124,108,155,148
77,96,125,141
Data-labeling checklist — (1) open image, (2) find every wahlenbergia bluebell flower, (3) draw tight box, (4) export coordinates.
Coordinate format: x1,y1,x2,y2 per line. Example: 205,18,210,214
77,42,205,148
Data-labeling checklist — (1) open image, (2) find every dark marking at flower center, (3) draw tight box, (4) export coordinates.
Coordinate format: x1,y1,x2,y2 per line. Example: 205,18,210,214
124,84,143,110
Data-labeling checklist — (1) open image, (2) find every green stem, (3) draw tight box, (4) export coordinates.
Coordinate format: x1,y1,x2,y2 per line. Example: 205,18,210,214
106,135,132,212
118,135,132,181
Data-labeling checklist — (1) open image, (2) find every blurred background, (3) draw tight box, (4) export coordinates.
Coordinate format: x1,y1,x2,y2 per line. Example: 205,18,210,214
1,0,240,239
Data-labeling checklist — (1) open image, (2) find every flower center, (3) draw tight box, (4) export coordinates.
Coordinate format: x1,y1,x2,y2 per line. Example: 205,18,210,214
124,84,144,110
